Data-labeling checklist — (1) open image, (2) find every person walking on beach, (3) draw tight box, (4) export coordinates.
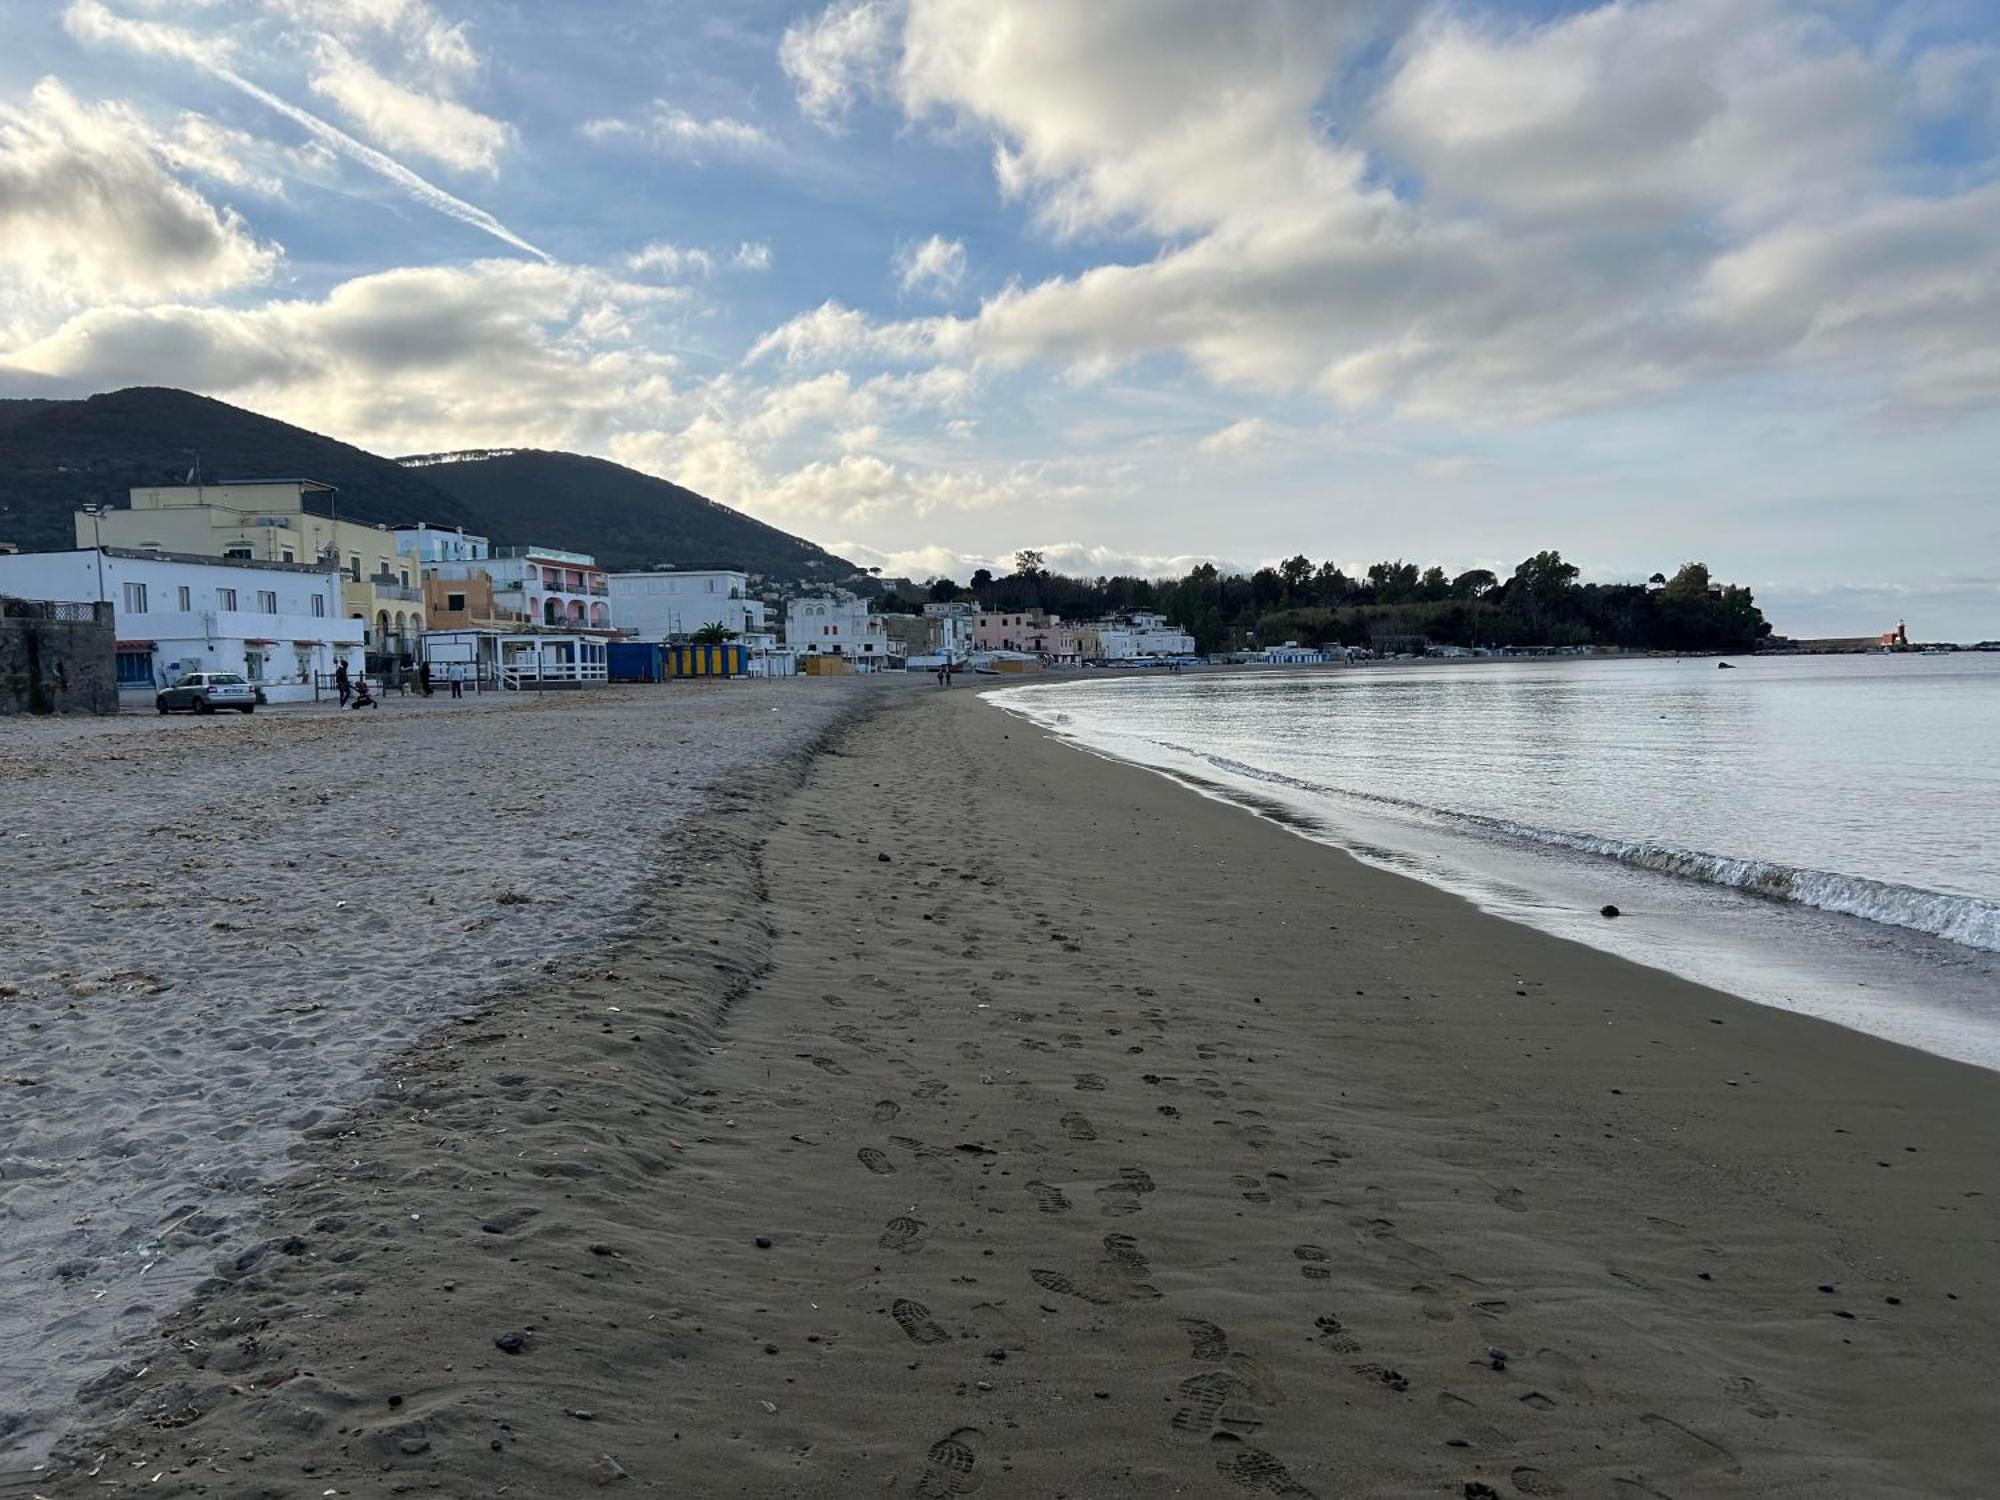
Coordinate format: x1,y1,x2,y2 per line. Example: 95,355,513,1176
449,664,463,699
418,660,433,697
335,660,351,707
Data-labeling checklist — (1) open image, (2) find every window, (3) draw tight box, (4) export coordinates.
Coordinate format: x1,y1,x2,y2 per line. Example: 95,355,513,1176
348,555,362,582
176,585,191,611
218,587,238,611
257,590,278,614
311,595,326,618
223,546,253,560
447,592,466,611
115,648,154,686
400,570,410,588
121,582,147,614
281,548,295,563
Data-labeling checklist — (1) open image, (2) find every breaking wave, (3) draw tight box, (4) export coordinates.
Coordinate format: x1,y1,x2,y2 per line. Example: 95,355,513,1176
1164,747,2000,955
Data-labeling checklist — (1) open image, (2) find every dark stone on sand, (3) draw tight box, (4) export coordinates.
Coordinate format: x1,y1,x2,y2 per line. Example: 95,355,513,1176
987,1348,1007,1361
764,1343,779,1354
1818,1284,1837,1293
1833,1309,1856,1319
592,1453,630,1484
495,1332,527,1355
1886,1296,1902,1305
387,1394,403,1408
1465,1485,1502,1499
878,853,891,862
1487,1347,1509,1371
755,1236,772,1249
1600,904,1620,917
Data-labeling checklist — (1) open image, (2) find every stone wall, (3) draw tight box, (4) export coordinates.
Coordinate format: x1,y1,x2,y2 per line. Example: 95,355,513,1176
0,597,119,715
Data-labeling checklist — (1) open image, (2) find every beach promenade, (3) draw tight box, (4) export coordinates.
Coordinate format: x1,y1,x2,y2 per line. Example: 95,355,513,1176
16,687,2000,1496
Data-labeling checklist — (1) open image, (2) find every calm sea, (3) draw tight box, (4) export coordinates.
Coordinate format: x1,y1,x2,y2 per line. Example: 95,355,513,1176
989,653,2000,1071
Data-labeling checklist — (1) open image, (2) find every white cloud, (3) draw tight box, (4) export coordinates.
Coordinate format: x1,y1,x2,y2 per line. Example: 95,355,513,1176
1196,417,1266,456
3,260,677,454
762,0,2000,424
833,539,1239,582
307,38,510,173
894,233,965,297
733,240,773,271
624,241,714,278
584,103,771,159
64,0,546,258
0,78,278,329
151,110,287,195
779,0,897,128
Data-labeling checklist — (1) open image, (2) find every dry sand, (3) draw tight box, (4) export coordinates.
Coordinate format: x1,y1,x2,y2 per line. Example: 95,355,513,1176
0,681,882,1473
14,686,2000,1497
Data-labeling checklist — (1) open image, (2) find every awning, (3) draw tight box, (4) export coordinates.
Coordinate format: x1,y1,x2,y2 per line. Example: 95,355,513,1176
243,637,279,645
291,638,328,646
115,640,156,650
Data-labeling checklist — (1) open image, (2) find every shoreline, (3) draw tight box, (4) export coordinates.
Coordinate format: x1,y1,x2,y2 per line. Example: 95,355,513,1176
22,687,2000,1496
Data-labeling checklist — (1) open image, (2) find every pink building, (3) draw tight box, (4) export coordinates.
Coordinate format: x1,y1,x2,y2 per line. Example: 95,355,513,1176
974,611,1082,661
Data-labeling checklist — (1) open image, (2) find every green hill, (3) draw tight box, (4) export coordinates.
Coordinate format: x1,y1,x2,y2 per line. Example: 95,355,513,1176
0,387,478,552
0,388,857,581
401,448,854,577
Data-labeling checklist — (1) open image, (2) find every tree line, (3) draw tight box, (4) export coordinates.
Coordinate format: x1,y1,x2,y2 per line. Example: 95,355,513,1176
881,550,1771,655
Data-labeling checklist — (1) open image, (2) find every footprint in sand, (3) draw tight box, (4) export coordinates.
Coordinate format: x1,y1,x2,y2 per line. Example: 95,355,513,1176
1100,1232,1150,1279
880,1216,927,1252
858,1147,897,1175
1351,1362,1410,1393
1722,1375,1780,1420
891,1297,951,1345
1312,1314,1360,1355
1182,1318,1230,1361
1060,1111,1097,1141
873,1100,902,1123
1292,1245,1332,1280
1233,1174,1272,1204
1493,1186,1527,1213
1029,1268,1115,1305
1096,1167,1156,1216
1025,1180,1072,1215
1074,1073,1108,1091
913,1427,982,1498
808,1055,848,1075
1209,1433,1315,1496
1511,1466,1567,1495
1169,1371,1265,1439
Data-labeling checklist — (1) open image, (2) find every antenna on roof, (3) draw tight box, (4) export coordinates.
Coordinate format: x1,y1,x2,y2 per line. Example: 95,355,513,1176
183,449,201,485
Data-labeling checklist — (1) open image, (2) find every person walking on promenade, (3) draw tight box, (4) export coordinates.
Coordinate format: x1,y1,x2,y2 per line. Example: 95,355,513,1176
418,660,433,697
335,660,351,707
449,665,464,699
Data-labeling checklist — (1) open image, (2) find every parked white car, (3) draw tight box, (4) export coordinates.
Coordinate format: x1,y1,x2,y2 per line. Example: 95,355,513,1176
156,671,256,714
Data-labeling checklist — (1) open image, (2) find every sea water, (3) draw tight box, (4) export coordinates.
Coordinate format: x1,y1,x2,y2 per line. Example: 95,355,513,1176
989,653,2000,1070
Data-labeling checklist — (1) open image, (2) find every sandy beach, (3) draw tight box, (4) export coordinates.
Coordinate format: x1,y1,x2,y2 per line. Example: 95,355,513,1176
0,680,882,1475
13,685,2000,1497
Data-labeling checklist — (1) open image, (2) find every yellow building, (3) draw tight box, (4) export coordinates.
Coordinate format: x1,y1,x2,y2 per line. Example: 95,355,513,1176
77,480,426,652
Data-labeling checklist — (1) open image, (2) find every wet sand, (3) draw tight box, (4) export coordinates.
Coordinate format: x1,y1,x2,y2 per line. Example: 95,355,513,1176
22,687,2000,1497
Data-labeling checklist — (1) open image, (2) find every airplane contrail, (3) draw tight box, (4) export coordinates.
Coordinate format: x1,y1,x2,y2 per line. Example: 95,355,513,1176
63,0,550,262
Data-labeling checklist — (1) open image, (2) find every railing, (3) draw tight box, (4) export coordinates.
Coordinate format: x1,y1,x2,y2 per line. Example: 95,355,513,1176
499,660,609,690
588,581,610,596
370,583,423,602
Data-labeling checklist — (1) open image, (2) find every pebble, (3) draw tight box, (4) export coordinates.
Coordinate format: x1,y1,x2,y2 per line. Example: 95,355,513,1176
764,1343,779,1355
754,1236,772,1249
1600,904,1621,917
494,1333,526,1355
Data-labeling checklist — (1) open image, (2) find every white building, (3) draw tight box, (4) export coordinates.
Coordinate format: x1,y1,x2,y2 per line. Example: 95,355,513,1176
609,568,767,640
1257,642,1330,664
428,544,614,631
785,593,892,665
391,522,489,565
0,548,363,706
1089,611,1197,659
922,601,978,661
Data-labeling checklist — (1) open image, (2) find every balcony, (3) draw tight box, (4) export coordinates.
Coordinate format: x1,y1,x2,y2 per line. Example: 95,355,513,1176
587,581,610,596
370,583,423,603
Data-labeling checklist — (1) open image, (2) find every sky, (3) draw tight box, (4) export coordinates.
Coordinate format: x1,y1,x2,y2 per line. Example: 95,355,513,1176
1,0,1997,639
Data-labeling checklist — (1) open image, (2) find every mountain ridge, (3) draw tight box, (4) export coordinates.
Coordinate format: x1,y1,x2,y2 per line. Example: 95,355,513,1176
0,388,853,582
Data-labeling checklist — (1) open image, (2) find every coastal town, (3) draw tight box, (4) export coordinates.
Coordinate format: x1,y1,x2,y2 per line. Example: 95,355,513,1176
0,476,1213,715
